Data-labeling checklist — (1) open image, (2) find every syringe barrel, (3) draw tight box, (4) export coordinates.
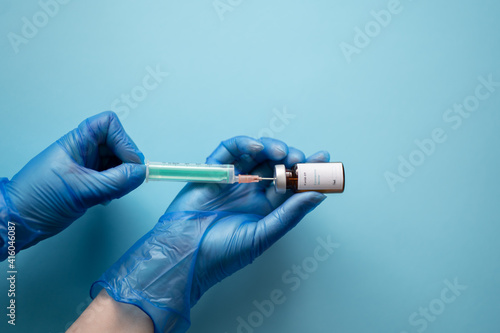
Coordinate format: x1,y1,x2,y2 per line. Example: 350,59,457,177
146,162,235,183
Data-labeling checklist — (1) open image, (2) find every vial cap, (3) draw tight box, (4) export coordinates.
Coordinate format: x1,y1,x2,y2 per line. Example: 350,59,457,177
274,164,287,194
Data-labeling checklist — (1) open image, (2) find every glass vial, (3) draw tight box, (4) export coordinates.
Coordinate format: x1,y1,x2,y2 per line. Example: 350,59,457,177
274,162,345,194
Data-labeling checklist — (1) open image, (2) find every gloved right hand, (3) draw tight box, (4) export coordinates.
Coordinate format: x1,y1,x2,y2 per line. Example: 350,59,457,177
90,136,330,333
0,111,146,260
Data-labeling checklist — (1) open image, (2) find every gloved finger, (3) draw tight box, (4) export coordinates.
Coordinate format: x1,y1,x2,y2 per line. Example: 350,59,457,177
205,136,264,165
253,192,326,255
79,163,146,208
76,111,144,167
206,136,289,174
233,137,288,173
282,147,306,169
306,150,330,163
253,137,288,163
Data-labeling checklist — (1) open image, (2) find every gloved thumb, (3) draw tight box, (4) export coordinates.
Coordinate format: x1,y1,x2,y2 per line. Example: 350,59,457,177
79,163,146,208
256,192,326,251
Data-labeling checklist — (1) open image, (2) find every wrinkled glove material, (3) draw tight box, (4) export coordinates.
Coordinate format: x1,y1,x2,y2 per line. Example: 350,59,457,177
91,211,240,333
0,178,41,261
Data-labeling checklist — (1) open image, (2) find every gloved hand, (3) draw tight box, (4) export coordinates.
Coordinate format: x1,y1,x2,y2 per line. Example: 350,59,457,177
0,111,146,259
91,136,330,333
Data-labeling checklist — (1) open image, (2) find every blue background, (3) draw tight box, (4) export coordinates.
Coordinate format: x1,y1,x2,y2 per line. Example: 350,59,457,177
1,1,499,332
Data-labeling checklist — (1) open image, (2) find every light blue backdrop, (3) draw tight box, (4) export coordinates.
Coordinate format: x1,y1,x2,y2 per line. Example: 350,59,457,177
1,1,499,332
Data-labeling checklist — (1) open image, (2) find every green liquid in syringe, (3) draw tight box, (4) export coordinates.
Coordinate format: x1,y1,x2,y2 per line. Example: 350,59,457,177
147,163,234,183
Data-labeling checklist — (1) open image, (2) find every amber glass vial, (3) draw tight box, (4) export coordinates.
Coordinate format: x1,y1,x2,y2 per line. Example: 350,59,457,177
274,162,345,194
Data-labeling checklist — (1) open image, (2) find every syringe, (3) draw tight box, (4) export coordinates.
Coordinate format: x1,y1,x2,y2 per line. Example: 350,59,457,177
146,162,275,184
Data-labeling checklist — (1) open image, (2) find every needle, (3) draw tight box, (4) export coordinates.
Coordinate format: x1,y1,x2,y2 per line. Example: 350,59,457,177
237,175,275,183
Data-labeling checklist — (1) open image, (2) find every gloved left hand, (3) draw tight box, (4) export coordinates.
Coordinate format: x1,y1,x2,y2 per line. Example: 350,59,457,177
0,111,146,259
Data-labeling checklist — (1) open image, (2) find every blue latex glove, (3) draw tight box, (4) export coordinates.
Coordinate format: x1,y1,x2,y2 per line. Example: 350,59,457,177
91,136,330,333
0,111,146,260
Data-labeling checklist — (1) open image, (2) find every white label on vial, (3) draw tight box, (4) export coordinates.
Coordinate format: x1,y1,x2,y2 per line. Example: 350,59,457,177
297,163,343,191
